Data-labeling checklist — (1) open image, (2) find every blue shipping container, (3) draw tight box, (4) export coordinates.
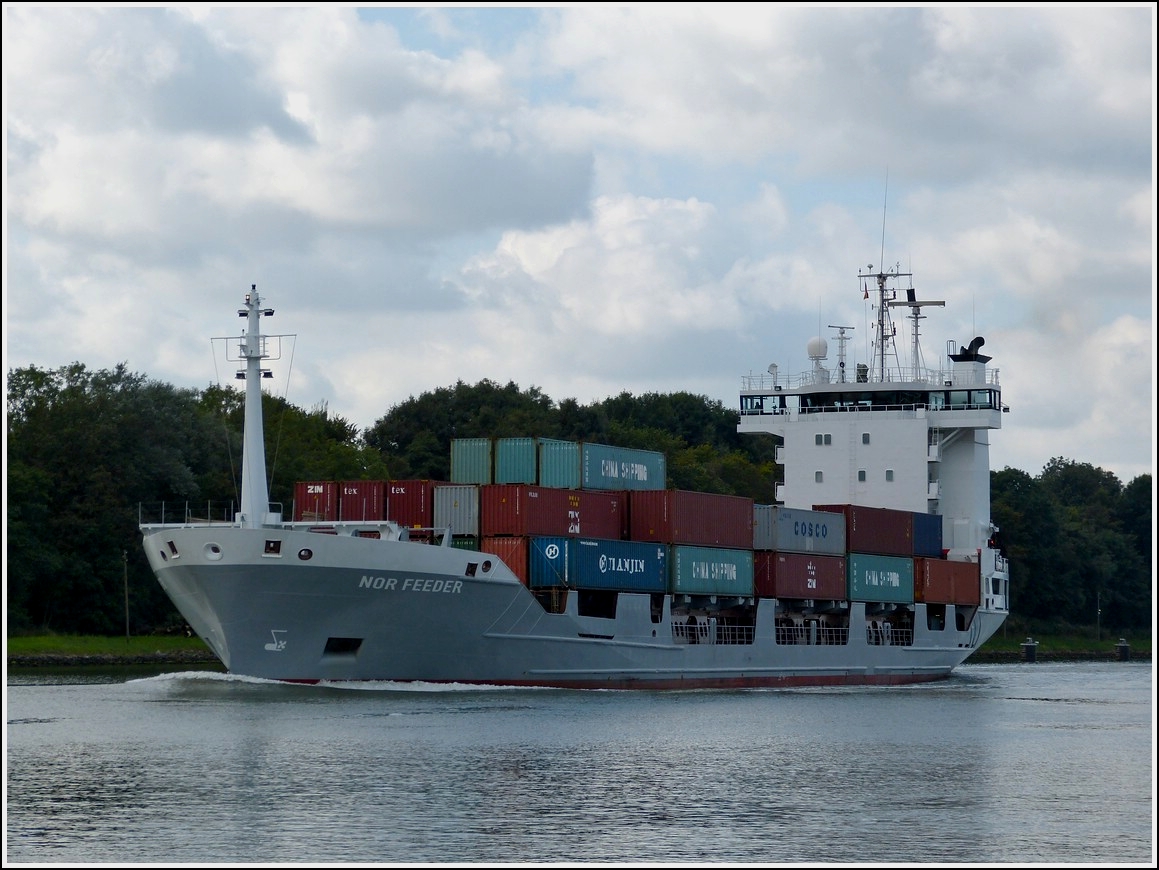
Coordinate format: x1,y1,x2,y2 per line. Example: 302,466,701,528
528,536,668,592
912,512,944,558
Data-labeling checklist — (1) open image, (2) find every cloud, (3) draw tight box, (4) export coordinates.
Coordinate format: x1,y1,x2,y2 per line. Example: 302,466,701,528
4,4,1154,487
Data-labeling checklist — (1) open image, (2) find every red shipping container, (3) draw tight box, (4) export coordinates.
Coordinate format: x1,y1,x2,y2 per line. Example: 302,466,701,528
754,551,846,600
567,489,625,540
481,536,530,585
629,490,754,549
813,504,913,556
339,480,385,521
480,485,624,539
386,479,437,529
481,485,566,537
294,481,337,522
914,557,980,606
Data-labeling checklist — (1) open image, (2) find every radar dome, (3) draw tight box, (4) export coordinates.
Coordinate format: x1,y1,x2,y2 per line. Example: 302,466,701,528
806,336,828,360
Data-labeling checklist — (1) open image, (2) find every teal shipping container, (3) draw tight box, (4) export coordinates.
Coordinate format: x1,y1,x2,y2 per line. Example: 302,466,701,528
847,553,915,604
494,437,538,484
450,438,493,484
538,438,581,488
670,545,754,597
528,536,667,592
581,443,666,491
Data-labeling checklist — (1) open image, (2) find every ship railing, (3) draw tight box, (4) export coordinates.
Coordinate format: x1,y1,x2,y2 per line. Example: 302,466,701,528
716,621,755,645
672,620,713,645
774,623,850,646
671,618,755,646
865,624,914,647
817,625,849,646
742,398,1002,418
741,365,1000,392
138,501,240,527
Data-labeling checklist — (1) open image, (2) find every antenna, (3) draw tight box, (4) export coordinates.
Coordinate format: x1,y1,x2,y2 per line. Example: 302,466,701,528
887,293,944,378
859,261,910,382
879,167,889,273
828,325,855,383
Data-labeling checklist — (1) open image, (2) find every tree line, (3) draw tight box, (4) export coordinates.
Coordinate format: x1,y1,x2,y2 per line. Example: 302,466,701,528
5,363,1151,636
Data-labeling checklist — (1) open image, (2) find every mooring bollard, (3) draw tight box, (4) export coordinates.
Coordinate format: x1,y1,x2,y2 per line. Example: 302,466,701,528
1020,636,1039,663
1115,638,1130,662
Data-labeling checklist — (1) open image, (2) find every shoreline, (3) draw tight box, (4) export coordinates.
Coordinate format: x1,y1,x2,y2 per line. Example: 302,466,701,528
6,649,1149,668
7,650,222,668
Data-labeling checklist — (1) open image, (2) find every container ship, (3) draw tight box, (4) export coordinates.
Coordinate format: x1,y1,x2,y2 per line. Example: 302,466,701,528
140,269,1009,688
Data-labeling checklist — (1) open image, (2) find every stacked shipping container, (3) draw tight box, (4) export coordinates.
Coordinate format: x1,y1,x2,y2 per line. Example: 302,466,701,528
752,505,846,600
479,484,624,539
294,437,981,607
528,537,668,593
450,436,667,490
385,479,437,531
293,481,338,522
339,480,384,521
629,490,753,549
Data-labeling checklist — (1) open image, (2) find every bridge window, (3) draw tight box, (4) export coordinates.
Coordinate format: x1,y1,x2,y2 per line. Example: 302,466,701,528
740,395,766,415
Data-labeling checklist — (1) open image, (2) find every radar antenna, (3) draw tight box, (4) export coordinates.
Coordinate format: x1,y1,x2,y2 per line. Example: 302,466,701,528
887,290,944,379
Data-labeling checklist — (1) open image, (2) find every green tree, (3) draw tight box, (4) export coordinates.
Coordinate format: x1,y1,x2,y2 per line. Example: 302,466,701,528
7,363,216,633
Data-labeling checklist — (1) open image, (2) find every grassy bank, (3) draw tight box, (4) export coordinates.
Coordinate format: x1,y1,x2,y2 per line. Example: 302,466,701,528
977,629,1150,657
7,634,213,657
6,633,219,668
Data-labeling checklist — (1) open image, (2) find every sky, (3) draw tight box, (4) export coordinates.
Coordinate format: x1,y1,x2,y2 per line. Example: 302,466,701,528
3,4,1155,485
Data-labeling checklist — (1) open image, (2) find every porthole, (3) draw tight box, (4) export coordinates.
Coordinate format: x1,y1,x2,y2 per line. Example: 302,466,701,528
159,550,169,562
298,548,313,561
204,543,223,561
481,560,493,573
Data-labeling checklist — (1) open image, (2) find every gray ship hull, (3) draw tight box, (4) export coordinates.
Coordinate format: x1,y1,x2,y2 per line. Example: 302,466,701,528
143,524,1004,688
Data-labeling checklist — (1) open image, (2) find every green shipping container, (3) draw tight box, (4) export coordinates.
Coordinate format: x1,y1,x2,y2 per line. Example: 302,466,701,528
537,438,581,488
847,553,915,604
495,438,538,484
670,545,754,597
451,438,493,484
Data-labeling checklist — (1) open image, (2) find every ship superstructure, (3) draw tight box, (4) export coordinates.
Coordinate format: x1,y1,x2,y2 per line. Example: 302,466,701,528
739,265,1010,612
